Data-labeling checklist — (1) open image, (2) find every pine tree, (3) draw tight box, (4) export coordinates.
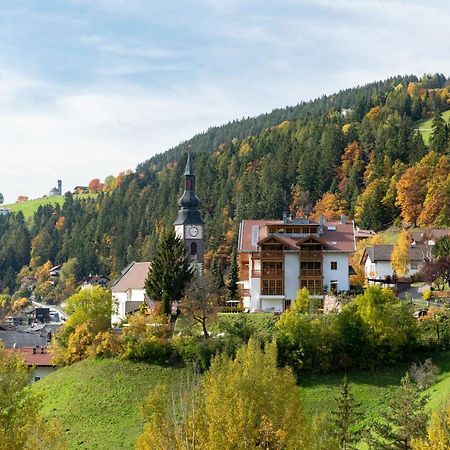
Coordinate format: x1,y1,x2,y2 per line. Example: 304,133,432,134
145,229,194,316
366,373,429,449
228,248,239,301
430,113,448,154
331,376,362,449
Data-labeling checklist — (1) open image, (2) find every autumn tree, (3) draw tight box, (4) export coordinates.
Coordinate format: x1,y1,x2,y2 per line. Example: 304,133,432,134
0,346,66,449
412,400,450,450
88,178,104,193
396,167,423,226
310,192,346,221
181,272,224,338
137,339,319,449
145,229,194,316
392,230,411,277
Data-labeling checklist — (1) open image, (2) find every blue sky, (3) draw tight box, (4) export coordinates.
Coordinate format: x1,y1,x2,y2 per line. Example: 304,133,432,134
1,0,449,202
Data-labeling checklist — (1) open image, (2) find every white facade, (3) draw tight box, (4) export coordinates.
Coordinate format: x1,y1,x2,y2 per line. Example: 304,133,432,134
364,255,421,283
242,251,351,313
32,366,57,382
323,252,350,292
111,288,147,324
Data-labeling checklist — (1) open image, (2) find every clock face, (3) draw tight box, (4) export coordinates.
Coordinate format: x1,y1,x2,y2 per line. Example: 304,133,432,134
189,226,199,237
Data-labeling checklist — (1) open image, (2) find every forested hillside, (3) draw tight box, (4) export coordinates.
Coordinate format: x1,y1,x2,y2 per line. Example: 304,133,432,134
1,73,450,293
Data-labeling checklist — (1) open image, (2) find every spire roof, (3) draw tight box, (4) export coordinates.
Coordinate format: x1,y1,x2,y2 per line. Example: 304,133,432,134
184,151,194,176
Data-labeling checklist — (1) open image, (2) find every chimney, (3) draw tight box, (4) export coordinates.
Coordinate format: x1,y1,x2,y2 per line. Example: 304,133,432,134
340,214,346,224
319,215,324,235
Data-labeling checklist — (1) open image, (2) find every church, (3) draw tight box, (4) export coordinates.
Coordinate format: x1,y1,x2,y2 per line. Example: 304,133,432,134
111,153,204,323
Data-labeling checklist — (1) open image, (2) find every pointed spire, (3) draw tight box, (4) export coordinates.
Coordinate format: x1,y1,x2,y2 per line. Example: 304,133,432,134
184,150,194,176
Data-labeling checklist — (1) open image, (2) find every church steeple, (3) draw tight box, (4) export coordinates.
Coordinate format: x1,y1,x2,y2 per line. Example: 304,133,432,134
174,152,205,265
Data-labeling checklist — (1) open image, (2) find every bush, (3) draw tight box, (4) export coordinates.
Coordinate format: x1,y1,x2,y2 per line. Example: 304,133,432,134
172,335,224,371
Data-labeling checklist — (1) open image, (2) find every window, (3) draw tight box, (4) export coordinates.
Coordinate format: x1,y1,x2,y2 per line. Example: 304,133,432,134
331,261,337,270
34,376,41,382
190,242,197,256
410,261,418,270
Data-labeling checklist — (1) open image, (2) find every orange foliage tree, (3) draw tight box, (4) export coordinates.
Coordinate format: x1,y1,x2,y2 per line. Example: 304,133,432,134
310,192,346,221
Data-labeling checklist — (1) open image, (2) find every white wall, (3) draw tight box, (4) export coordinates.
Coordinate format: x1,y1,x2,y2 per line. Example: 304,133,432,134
261,297,284,313
32,366,56,382
284,253,299,300
249,278,261,312
323,252,350,292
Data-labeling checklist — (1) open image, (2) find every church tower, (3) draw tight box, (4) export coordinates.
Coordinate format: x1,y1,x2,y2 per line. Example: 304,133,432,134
173,152,205,265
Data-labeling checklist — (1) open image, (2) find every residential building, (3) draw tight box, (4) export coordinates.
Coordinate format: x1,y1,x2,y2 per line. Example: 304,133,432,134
80,275,110,289
361,244,426,282
238,215,356,313
0,207,11,216
5,347,56,382
111,261,152,324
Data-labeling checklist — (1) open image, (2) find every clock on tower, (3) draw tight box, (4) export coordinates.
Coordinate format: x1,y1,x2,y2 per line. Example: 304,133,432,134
173,152,205,265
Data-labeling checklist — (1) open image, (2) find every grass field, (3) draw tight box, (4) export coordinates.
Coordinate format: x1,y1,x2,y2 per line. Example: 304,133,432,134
4,194,97,219
34,358,187,450
35,352,450,449
415,109,450,145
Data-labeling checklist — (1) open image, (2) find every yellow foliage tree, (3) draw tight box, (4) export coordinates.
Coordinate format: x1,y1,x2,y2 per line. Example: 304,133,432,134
391,230,411,277
310,192,346,221
412,401,450,450
137,339,323,449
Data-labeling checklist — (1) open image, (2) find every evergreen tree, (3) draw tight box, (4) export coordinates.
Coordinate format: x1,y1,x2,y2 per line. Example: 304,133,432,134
430,113,448,154
145,229,194,316
227,248,239,301
366,373,429,449
331,376,362,449
432,236,450,258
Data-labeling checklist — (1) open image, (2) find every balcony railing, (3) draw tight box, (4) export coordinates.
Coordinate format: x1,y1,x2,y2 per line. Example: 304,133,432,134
261,287,284,295
300,250,323,259
261,268,284,277
300,269,323,277
260,250,284,259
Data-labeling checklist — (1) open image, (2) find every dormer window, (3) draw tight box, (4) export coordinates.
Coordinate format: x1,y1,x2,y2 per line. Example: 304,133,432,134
331,241,337,246
328,226,336,231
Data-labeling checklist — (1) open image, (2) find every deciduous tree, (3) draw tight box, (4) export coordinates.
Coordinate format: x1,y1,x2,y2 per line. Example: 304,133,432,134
392,230,411,277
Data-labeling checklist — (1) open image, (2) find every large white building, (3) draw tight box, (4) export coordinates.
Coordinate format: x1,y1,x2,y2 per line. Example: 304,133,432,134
238,216,356,312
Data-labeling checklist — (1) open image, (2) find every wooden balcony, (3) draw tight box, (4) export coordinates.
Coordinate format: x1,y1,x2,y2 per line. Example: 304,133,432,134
261,287,284,295
260,269,284,277
300,269,323,277
300,250,323,259
260,250,284,259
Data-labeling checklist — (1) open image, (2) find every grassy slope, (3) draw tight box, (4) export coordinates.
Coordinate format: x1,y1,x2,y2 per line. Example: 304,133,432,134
34,359,187,450
36,352,450,450
4,194,97,219
415,109,450,145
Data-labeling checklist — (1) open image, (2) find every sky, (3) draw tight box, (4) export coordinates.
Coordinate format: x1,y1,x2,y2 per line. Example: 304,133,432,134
1,0,449,203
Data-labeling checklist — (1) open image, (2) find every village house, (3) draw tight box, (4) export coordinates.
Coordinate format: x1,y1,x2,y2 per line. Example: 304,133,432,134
80,275,110,290
5,346,56,382
238,215,356,313
111,261,152,324
361,244,426,283
0,207,11,216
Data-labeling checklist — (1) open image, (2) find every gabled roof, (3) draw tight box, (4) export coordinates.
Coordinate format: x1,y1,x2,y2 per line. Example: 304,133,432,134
296,235,329,248
238,219,356,252
111,261,151,293
362,244,428,263
410,229,450,244
5,348,54,367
